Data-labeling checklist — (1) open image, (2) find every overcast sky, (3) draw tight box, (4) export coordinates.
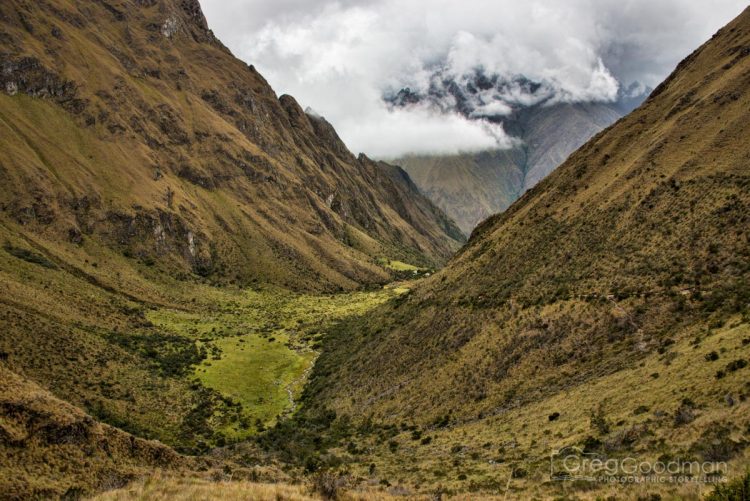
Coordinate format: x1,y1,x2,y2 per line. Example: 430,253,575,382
201,0,746,158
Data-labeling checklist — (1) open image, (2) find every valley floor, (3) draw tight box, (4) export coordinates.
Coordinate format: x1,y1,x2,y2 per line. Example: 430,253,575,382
147,284,410,440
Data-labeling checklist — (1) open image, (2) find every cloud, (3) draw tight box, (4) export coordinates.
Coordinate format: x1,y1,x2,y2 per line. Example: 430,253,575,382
201,0,746,158
342,105,521,159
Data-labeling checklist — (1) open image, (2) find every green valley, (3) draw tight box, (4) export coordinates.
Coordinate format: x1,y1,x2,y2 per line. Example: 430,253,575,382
1,0,750,500
147,285,408,437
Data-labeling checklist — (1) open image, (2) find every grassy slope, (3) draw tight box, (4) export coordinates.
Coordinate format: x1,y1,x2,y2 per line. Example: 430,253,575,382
0,0,462,495
0,214,418,496
312,321,749,499
1,364,211,499
0,0,463,294
295,7,750,498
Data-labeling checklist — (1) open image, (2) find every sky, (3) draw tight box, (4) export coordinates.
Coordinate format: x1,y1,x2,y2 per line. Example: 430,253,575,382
201,0,747,158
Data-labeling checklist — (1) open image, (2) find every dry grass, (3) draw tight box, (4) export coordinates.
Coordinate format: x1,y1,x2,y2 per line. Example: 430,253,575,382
0,1,461,495
91,471,431,501
0,0,463,297
296,7,750,499
93,474,319,501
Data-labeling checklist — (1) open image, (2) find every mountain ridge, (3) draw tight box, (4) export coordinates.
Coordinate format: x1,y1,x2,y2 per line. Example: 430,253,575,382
397,100,627,234
0,0,464,293
388,72,651,234
312,3,750,422
0,0,462,496
297,6,750,496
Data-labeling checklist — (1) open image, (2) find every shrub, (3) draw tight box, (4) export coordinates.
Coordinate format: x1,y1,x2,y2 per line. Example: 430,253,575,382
590,405,611,435
674,401,697,426
726,359,748,372
637,495,662,501
690,425,745,462
433,414,451,428
582,436,602,452
511,467,528,478
706,472,750,501
311,471,343,500
633,405,650,415
705,351,720,362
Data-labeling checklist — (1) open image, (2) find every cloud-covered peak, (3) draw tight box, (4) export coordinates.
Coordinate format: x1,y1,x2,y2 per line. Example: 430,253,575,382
202,0,746,158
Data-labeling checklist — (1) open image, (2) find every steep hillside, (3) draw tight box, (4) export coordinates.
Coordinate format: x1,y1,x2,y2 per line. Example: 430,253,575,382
301,7,750,497
398,102,624,234
0,0,462,495
0,364,239,499
0,0,463,294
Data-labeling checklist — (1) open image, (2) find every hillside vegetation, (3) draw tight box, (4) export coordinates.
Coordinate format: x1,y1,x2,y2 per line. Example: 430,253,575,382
2,1,749,500
298,6,750,498
0,0,463,293
0,0,462,497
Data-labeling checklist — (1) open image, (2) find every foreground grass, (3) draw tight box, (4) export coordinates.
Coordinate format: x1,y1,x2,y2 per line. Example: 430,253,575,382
93,475,319,501
90,472,426,501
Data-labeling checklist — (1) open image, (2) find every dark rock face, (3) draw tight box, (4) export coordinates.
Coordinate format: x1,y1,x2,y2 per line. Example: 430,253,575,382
179,0,208,31
1,56,82,110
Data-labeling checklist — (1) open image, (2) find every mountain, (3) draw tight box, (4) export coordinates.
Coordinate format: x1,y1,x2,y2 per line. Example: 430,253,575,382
397,101,625,234
0,0,464,294
300,7,750,496
388,71,650,234
0,0,464,496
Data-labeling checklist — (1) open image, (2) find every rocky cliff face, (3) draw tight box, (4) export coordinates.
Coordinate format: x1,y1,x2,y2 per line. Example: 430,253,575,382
0,0,463,292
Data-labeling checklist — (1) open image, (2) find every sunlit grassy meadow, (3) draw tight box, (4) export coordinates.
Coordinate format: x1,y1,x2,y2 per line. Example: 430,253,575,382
146,285,410,438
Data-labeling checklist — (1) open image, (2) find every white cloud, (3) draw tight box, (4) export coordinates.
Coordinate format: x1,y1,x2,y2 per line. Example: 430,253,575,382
201,0,747,158
343,105,521,159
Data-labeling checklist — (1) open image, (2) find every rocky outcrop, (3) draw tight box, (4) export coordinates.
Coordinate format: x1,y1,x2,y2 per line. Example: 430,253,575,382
1,56,85,113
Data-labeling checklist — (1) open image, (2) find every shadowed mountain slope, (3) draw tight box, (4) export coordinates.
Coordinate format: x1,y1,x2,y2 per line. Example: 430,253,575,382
398,101,625,234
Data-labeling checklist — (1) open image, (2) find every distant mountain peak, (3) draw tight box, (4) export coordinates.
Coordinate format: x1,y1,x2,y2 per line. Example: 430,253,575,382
388,68,650,234
385,68,649,123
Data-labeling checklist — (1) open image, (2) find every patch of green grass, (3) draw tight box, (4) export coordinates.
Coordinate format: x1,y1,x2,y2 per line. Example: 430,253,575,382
196,332,314,437
146,286,407,438
385,260,421,272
